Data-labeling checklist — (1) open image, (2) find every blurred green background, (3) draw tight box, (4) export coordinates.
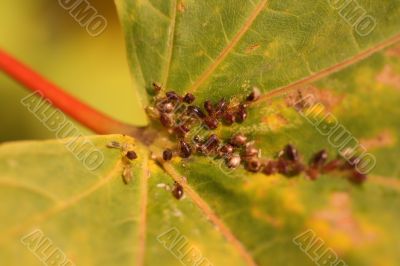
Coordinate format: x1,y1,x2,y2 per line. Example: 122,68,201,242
0,0,147,142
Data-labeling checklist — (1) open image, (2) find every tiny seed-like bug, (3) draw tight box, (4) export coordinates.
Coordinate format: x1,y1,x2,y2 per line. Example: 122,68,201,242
126,150,138,160
235,104,248,123
219,144,234,157
246,157,262,172
215,99,228,118
160,113,174,128
246,87,261,102
179,140,192,158
172,181,184,200
158,101,174,113
106,141,122,149
166,91,180,101
183,93,195,104
203,116,219,130
203,134,220,152
348,170,367,184
226,154,241,168
223,111,236,125
322,159,342,172
187,105,206,119
262,161,278,175
204,100,214,115
310,149,328,168
163,149,173,161
280,144,299,162
152,82,162,94
230,133,247,147
173,124,190,137
122,165,132,185
243,145,259,158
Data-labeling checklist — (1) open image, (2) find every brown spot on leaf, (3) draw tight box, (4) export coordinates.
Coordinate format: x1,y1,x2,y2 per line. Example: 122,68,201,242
285,86,344,112
310,192,377,254
245,44,261,54
252,208,283,228
385,44,400,58
177,1,186,12
377,65,400,90
262,114,288,131
360,130,395,150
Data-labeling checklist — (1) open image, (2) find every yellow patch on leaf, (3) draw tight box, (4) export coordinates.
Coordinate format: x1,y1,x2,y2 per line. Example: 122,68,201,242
308,192,379,255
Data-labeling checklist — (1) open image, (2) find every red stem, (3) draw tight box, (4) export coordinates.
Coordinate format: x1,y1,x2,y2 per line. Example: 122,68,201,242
0,48,142,135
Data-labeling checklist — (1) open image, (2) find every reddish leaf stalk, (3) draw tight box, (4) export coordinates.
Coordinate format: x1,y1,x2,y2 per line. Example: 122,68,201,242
0,49,142,136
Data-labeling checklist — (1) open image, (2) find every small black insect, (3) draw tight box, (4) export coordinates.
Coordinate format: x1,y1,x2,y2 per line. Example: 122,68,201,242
246,87,261,102
187,105,206,119
166,91,180,101
230,133,247,147
163,149,173,161
172,181,184,200
203,116,219,130
203,134,220,152
179,140,192,158
183,93,195,104
310,149,328,168
235,103,248,123
223,111,236,125
280,144,299,162
126,150,138,160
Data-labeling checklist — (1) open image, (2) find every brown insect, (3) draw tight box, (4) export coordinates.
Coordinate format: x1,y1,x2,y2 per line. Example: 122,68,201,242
235,103,248,123
126,150,138,160
219,144,234,157
204,100,214,115
245,157,262,172
203,116,219,130
280,144,299,162
183,93,195,104
187,105,206,119
223,111,236,125
246,87,261,102
230,133,247,147
226,154,241,168
310,149,328,168
172,181,184,200
179,140,192,158
166,91,180,101
348,170,367,184
163,149,173,161
263,161,278,175
203,134,220,152
160,113,174,128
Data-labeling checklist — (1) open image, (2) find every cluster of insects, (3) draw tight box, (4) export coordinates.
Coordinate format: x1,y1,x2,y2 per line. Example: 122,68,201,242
147,83,261,137
122,84,368,199
107,141,138,184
